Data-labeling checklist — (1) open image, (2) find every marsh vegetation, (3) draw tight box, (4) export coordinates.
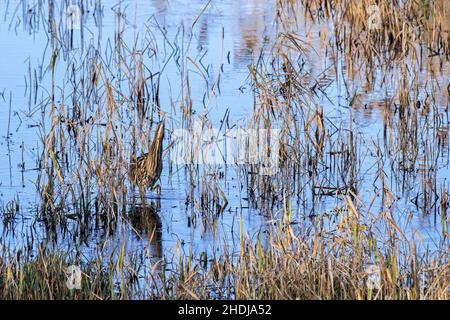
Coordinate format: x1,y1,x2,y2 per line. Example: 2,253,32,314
0,0,448,299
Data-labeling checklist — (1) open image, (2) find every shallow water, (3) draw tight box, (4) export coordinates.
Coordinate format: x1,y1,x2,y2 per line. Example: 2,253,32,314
0,0,448,274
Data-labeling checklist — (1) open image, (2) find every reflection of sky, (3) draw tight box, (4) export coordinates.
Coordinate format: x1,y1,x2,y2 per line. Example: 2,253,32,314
0,0,278,257
0,0,448,257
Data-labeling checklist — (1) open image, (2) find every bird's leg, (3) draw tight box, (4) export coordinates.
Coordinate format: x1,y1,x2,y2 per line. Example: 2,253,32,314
139,185,146,205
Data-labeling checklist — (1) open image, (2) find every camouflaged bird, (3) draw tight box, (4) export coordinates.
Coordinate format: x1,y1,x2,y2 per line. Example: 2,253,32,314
129,122,165,189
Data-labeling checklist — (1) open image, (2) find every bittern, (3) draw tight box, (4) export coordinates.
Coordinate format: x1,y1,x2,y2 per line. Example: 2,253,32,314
129,122,165,189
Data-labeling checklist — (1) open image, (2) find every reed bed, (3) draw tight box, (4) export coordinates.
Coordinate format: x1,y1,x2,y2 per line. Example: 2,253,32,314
0,0,448,299
1,203,447,299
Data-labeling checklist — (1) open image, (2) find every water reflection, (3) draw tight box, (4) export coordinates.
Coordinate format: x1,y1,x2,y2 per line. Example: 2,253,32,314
128,202,163,261
0,0,448,267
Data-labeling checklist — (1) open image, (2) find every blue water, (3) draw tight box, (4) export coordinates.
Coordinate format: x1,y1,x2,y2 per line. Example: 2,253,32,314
0,0,448,266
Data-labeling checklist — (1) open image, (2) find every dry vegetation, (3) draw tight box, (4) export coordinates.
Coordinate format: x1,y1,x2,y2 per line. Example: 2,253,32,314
0,0,448,299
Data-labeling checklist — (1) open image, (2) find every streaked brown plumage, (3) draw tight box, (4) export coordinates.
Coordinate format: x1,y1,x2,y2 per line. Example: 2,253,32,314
129,122,165,189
